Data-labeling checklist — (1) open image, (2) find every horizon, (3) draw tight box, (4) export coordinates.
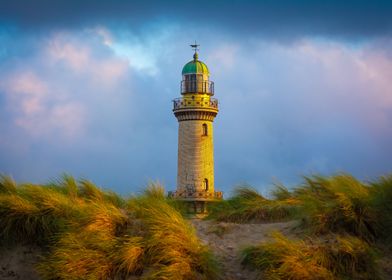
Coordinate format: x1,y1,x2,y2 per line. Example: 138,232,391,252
1,0,392,195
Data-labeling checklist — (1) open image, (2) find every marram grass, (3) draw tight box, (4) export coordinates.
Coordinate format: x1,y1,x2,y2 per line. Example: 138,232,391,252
294,174,378,241
131,189,220,279
207,173,392,279
207,185,299,223
242,232,381,280
0,175,220,280
369,175,392,244
208,174,392,243
2,173,392,279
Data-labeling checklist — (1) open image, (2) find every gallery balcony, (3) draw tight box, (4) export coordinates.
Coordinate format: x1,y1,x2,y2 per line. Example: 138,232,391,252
173,97,218,111
169,190,223,201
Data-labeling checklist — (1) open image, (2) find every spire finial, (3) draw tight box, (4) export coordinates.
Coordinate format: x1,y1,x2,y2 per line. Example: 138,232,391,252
190,41,200,61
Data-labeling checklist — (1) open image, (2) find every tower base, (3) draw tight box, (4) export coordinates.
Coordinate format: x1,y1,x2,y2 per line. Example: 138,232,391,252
168,190,222,215
186,200,208,214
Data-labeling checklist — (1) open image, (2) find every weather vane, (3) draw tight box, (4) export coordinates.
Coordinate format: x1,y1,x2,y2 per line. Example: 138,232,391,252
190,41,200,53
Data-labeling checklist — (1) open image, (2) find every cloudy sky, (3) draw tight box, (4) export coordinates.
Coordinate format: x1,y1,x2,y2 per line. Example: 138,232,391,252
1,0,392,195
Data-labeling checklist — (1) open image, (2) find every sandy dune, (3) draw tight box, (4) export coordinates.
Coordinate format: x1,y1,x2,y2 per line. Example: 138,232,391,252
0,245,41,280
0,220,298,280
190,219,299,280
2,219,390,280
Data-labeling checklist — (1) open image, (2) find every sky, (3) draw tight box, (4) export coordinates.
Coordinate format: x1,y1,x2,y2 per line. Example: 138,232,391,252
1,0,392,196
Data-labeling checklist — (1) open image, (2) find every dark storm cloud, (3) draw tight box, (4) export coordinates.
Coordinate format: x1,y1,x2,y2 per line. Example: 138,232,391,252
1,0,392,38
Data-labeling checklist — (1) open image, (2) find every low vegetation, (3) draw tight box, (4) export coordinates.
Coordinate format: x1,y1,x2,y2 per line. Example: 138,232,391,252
295,175,377,241
220,174,392,280
1,173,392,279
0,175,219,280
242,232,380,280
206,185,299,223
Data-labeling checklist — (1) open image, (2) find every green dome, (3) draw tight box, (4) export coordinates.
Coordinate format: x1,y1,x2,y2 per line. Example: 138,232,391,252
182,53,210,75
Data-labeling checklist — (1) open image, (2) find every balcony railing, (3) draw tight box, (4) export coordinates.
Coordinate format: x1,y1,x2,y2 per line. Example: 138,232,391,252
169,190,223,200
181,80,214,94
173,97,218,110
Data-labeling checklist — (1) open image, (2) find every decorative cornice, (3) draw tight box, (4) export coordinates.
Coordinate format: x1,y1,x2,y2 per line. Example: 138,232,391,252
173,108,218,121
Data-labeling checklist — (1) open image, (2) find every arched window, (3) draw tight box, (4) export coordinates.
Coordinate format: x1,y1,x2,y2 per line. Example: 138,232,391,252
203,179,209,191
202,123,208,136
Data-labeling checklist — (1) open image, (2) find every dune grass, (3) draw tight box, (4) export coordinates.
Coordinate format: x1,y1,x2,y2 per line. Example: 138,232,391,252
242,232,381,280
293,174,379,242
0,181,82,245
208,174,392,242
0,175,219,280
207,185,299,223
2,173,391,279
132,196,219,279
368,175,392,245
205,173,392,279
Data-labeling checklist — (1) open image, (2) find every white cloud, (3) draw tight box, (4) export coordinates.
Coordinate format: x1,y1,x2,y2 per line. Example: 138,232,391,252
2,71,86,139
46,31,129,88
0,29,134,141
91,24,181,76
5,71,48,115
47,34,91,73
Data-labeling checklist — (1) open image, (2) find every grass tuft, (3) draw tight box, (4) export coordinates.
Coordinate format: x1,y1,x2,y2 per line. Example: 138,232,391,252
242,232,380,280
0,177,219,279
113,236,144,277
369,175,392,245
295,174,377,241
208,173,392,278
207,185,299,223
0,175,17,194
143,181,166,199
134,196,220,279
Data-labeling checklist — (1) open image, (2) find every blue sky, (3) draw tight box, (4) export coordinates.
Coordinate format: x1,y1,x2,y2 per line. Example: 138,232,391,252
1,0,392,195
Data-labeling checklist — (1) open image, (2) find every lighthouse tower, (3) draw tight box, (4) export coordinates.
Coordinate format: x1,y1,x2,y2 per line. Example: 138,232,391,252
172,44,222,213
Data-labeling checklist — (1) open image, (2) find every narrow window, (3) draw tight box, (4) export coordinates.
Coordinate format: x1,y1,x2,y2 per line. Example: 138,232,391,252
202,123,208,136
187,74,196,92
203,179,209,191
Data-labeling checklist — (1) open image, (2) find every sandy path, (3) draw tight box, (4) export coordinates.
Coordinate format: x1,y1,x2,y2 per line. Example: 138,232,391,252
190,219,298,280
0,246,41,280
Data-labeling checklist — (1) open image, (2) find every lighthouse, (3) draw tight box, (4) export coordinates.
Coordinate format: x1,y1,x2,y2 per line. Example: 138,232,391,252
172,44,222,213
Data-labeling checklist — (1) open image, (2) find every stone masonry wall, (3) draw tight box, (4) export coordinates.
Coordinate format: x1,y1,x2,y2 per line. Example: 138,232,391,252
177,120,214,194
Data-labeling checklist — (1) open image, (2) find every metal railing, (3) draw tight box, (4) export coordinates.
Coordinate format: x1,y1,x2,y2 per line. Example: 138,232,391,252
170,190,223,199
173,97,218,110
181,80,214,94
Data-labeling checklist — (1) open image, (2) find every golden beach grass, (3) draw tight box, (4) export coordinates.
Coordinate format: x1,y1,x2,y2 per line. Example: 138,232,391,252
0,175,219,280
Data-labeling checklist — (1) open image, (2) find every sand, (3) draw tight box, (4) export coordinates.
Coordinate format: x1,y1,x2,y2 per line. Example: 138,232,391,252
190,219,299,280
0,245,41,280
